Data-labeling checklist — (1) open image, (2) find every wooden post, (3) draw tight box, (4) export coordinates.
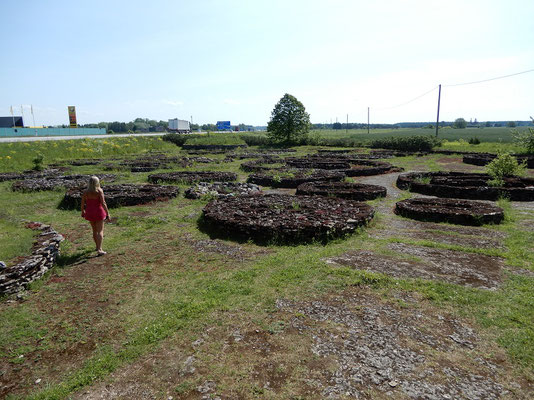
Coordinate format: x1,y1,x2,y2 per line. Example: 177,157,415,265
367,107,370,134
435,84,441,137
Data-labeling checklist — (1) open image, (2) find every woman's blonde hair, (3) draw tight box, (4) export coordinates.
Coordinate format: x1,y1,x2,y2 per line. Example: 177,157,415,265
87,176,101,192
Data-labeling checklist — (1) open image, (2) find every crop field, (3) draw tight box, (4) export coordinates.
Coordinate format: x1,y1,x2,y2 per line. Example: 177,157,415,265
309,127,526,143
0,135,533,399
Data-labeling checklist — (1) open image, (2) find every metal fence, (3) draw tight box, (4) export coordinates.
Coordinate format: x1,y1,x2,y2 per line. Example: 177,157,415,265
0,128,106,137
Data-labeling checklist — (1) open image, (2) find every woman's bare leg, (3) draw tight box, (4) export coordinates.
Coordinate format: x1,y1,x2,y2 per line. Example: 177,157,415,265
89,221,98,250
94,220,104,252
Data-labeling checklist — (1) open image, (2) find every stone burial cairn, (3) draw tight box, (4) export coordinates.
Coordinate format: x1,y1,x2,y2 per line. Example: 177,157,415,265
395,197,505,226
59,184,180,209
201,193,375,244
397,171,534,201
11,174,116,192
0,222,64,295
184,182,262,199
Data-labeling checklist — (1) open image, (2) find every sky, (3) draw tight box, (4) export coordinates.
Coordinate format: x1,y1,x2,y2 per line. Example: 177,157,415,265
1,0,533,126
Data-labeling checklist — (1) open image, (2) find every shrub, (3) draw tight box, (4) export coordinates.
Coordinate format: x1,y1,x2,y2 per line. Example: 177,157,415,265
468,137,481,145
485,151,526,186
32,153,44,171
239,133,270,146
369,135,441,152
511,121,534,154
162,133,203,146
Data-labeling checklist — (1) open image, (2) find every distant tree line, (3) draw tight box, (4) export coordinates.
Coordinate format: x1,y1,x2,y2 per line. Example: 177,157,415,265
76,117,532,133
79,118,256,133
312,120,533,130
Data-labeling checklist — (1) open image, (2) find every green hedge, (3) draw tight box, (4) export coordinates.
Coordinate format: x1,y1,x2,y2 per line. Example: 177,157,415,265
369,135,441,152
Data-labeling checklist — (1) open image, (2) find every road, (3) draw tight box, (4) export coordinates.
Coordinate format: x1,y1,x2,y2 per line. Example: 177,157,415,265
0,132,168,143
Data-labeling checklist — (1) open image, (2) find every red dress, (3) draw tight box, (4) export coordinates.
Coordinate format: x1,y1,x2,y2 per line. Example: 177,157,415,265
84,198,107,222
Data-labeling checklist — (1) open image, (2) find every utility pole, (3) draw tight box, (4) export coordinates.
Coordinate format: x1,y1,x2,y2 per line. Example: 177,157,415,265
346,114,348,134
367,107,370,134
435,84,441,137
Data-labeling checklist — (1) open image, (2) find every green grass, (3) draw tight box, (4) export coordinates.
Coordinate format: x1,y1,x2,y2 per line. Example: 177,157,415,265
184,133,246,146
0,137,175,172
311,127,527,143
0,215,35,265
0,137,533,398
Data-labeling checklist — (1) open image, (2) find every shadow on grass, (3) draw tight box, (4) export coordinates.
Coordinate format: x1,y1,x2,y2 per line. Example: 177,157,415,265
56,249,94,267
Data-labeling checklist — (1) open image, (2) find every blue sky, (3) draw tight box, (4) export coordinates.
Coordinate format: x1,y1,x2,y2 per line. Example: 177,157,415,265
1,0,533,126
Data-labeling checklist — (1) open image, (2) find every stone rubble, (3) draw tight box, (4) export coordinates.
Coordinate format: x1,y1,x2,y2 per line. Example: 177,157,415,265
0,222,64,295
184,182,262,199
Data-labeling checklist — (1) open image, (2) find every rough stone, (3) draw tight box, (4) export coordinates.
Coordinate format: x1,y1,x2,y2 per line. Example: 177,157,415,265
324,245,503,290
395,197,504,225
12,174,116,192
247,168,345,188
60,184,179,209
296,182,387,200
184,182,261,199
201,193,374,244
397,171,534,201
0,222,64,295
148,171,237,184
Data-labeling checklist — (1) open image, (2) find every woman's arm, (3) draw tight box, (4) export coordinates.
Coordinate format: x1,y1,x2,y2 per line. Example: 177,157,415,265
81,192,86,217
99,190,110,220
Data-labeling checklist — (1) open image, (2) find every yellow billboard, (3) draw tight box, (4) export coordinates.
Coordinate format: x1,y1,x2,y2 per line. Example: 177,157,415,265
68,106,77,128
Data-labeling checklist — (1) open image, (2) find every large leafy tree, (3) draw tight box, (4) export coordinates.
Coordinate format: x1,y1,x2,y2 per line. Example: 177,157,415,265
267,93,310,144
453,118,467,129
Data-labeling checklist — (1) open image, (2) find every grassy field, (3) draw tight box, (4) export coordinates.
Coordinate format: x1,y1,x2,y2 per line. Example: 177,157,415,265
309,126,526,143
0,135,533,399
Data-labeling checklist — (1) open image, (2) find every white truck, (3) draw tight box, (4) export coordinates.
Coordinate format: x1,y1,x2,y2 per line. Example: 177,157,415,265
168,118,191,133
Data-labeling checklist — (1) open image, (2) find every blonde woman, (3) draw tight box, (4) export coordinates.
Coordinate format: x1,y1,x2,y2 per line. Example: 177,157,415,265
81,176,110,256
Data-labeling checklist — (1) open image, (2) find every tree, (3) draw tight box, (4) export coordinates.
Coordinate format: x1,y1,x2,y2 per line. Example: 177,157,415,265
453,118,467,129
267,93,310,144
507,121,517,128
511,117,534,154
333,122,342,130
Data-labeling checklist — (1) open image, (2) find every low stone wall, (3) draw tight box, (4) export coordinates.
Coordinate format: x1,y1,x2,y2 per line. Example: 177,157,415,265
0,222,64,295
397,171,534,201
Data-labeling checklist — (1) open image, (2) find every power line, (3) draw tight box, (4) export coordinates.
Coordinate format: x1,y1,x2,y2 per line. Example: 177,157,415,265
444,68,534,87
375,86,438,110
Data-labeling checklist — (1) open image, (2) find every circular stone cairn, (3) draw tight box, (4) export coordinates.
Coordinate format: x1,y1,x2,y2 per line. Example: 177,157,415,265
396,171,534,201
285,157,351,170
296,182,387,200
0,169,65,183
201,194,374,244
339,159,400,177
284,156,399,176
240,157,284,172
395,197,504,225
60,184,179,209
247,169,345,188
12,174,116,192
463,153,534,168
148,171,237,184
184,182,262,199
